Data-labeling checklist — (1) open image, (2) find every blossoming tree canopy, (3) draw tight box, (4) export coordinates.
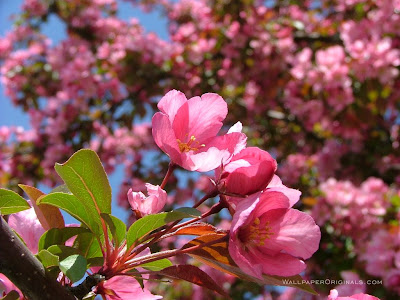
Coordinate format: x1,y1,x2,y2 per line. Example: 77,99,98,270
0,90,320,299
1,0,399,298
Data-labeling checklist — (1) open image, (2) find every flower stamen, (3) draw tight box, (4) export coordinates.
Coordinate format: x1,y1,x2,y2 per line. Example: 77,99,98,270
239,217,274,246
177,135,205,153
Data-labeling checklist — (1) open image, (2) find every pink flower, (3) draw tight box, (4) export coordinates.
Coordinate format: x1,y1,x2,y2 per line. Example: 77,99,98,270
384,269,400,294
229,190,320,278
1,207,46,298
8,207,45,254
96,275,162,300
228,175,301,208
216,147,277,196
335,271,366,296
265,175,302,207
328,289,380,300
127,183,167,216
152,90,246,172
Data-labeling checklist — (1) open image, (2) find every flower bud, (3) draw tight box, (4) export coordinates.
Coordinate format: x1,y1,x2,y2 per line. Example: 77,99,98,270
127,183,167,217
216,147,277,196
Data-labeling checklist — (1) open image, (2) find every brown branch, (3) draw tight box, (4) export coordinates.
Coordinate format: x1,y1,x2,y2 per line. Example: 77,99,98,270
293,32,343,45
0,216,76,300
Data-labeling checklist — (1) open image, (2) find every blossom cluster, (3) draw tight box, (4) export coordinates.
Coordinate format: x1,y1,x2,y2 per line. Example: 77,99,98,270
149,90,321,278
312,177,400,295
1,90,322,299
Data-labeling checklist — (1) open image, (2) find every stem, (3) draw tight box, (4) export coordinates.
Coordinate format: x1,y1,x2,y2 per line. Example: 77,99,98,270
193,188,218,208
168,201,225,233
123,235,228,270
128,191,221,259
101,218,112,267
112,168,195,269
0,217,76,300
160,162,176,189
66,274,105,300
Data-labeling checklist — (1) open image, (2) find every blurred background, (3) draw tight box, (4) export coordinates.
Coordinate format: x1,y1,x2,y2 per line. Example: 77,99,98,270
1,0,400,299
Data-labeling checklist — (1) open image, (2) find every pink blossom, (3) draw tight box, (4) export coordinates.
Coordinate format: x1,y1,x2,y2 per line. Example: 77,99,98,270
328,289,380,300
228,175,301,208
152,90,246,172
216,147,277,196
96,275,162,300
1,207,45,298
335,271,366,296
8,207,45,254
127,183,167,216
266,175,302,207
229,190,320,278
278,153,310,185
384,269,400,294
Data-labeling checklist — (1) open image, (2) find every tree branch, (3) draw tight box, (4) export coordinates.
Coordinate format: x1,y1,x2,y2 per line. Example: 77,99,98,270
293,32,343,45
0,216,76,300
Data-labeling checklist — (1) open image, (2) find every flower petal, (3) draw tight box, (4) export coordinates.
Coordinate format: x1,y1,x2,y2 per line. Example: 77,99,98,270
190,132,246,172
173,93,228,143
253,247,306,276
228,232,263,279
152,112,182,165
267,175,301,207
255,191,291,215
231,193,260,232
8,207,45,254
104,276,162,300
157,89,187,124
227,121,243,134
263,208,321,259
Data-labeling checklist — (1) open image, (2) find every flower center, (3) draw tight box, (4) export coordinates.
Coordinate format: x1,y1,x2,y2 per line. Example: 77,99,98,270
176,135,205,153
238,217,274,246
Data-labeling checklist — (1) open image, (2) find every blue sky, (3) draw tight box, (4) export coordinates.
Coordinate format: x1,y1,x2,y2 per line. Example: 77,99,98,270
0,0,169,222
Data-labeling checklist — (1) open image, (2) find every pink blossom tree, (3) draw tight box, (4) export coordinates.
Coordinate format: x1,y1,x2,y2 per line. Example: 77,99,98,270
1,0,400,298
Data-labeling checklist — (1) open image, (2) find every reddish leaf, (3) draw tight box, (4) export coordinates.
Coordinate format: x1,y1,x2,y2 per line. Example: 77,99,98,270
160,265,229,298
173,222,227,236
19,184,64,230
182,233,234,266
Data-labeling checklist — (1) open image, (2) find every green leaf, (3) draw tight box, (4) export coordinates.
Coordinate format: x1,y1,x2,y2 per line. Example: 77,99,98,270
138,258,173,271
38,193,103,237
391,195,400,206
54,149,111,214
74,232,103,259
39,227,90,251
59,254,87,283
0,188,30,215
101,213,126,247
126,209,202,249
47,245,81,261
87,257,104,268
37,249,59,268
166,207,201,220
50,184,72,194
